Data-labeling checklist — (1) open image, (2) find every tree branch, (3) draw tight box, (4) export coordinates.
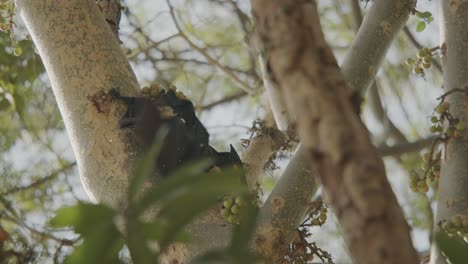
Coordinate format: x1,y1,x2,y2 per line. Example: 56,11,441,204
377,136,437,157
341,0,416,96
1,162,76,195
166,0,258,96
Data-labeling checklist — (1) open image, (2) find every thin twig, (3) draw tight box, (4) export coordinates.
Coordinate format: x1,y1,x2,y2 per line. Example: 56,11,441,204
166,0,257,95
377,136,437,157
1,162,76,195
201,91,247,110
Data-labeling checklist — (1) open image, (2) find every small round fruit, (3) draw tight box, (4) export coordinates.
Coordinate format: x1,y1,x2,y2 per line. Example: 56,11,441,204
423,55,432,64
230,205,239,214
223,199,233,208
435,105,445,114
0,23,8,32
221,208,230,217
417,49,426,59
235,196,243,206
405,58,414,65
422,62,431,69
441,101,450,109
413,66,424,74
431,116,438,123
13,47,22,56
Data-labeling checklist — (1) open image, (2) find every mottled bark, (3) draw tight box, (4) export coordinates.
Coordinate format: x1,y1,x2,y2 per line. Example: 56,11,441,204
255,143,319,261
251,1,418,263
341,0,416,96
430,2,468,264
17,0,139,207
265,0,416,240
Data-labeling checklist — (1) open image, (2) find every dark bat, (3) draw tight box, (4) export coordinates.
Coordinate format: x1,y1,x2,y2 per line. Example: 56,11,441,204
111,88,242,176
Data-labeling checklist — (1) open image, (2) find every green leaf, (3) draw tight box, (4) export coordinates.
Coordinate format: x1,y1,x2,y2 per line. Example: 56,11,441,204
141,222,191,242
64,225,124,264
128,126,168,201
157,168,247,248
416,21,427,32
135,159,212,213
428,16,434,23
50,203,124,263
435,232,468,264
49,202,115,235
126,218,157,264
421,11,432,18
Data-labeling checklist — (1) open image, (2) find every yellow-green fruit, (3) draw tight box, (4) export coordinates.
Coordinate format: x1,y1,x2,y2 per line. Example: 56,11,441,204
441,101,450,109
227,215,235,223
423,55,432,64
405,58,414,65
0,23,8,32
235,196,243,206
435,105,445,114
413,66,424,74
429,126,438,133
431,116,438,123
417,49,426,59
13,47,22,56
422,62,431,69
221,208,230,218
231,205,239,214
223,199,233,208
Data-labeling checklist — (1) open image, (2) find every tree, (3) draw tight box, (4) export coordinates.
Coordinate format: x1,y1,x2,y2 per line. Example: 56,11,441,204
1,0,467,263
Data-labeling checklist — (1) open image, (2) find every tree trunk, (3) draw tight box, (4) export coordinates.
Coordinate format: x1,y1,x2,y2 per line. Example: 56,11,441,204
16,0,139,207
430,2,468,264
251,0,418,263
